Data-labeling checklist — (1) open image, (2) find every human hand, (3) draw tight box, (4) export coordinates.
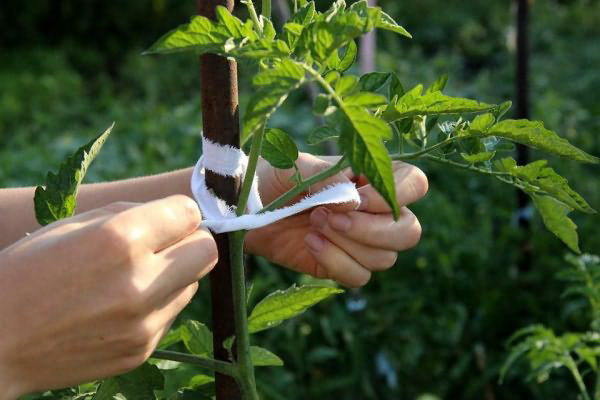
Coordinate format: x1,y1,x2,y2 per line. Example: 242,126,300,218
245,153,428,288
0,195,217,399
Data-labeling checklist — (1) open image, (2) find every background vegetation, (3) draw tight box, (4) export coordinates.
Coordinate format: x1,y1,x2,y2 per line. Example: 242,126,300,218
1,0,599,398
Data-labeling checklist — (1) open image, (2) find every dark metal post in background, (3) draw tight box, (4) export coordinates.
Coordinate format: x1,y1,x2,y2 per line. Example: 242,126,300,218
197,0,242,398
515,0,532,271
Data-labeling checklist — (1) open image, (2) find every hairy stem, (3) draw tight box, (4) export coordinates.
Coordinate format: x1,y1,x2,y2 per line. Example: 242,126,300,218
243,0,264,35
227,120,265,399
151,350,237,377
389,137,462,160
412,154,511,177
229,230,259,399
260,156,350,213
262,0,272,19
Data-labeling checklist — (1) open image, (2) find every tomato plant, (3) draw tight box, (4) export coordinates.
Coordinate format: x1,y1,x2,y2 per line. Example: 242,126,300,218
30,0,597,398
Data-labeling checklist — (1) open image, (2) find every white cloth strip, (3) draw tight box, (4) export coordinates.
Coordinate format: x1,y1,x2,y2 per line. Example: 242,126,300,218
202,138,247,177
191,135,360,234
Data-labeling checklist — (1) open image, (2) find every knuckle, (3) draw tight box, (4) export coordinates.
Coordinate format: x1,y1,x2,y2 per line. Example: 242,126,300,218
96,220,138,262
115,284,147,319
168,194,202,230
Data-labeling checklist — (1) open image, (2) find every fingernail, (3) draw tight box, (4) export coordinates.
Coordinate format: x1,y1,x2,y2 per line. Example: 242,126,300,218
358,193,368,210
304,233,324,253
329,213,352,232
310,207,330,230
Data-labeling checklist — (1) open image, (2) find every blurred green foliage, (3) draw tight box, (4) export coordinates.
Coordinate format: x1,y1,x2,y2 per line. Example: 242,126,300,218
2,0,599,399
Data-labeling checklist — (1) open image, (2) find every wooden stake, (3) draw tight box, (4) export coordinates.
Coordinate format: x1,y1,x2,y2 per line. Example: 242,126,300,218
197,1,242,398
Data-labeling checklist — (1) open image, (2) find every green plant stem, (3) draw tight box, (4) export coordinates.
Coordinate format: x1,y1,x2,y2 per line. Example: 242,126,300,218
262,0,272,19
413,154,511,177
570,363,591,400
229,230,259,400
243,0,263,35
594,366,600,400
227,121,266,399
151,350,237,377
237,126,266,216
389,137,461,160
259,156,350,213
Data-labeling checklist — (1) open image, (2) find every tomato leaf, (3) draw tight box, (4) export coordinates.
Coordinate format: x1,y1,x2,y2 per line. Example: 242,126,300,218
470,119,599,164
248,285,343,334
358,72,390,92
250,346,284,367
34,123,113,226
383,84,495,121
181,320,213,357
243,60,305,145
532,194,580,253
307,126,340,145
339,105,399,218
261,128,299,169
93,363,164,400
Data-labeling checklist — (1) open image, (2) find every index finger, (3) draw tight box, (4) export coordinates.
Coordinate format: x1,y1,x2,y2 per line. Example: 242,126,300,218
357,162,429,213
108,195,202,252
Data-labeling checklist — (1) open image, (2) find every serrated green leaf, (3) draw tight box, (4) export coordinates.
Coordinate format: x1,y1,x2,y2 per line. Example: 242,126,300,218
326,40,357,73
358,72,390,92
383,85,495,122
307,126,340,145
531,194,580,254
261,128,299,169
469,113,496,133
248,285,343,334
335,75,359,97
93,363,164,400
493,101,512,120
426,73,448,94
376,10,412,38
145,7,289,59
242,60,306,145
460,151,496,164
297,2,386,62
181,320,213,357
388,73,404,99
324,70,341,85
344,92,387,107
35,123,113,226
261,16,277,41
283,22,303,36
510,160,596,214
250,346,284,367
285,2,316,50
470,119,599,163
337,104,398,218
337,40,357,73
